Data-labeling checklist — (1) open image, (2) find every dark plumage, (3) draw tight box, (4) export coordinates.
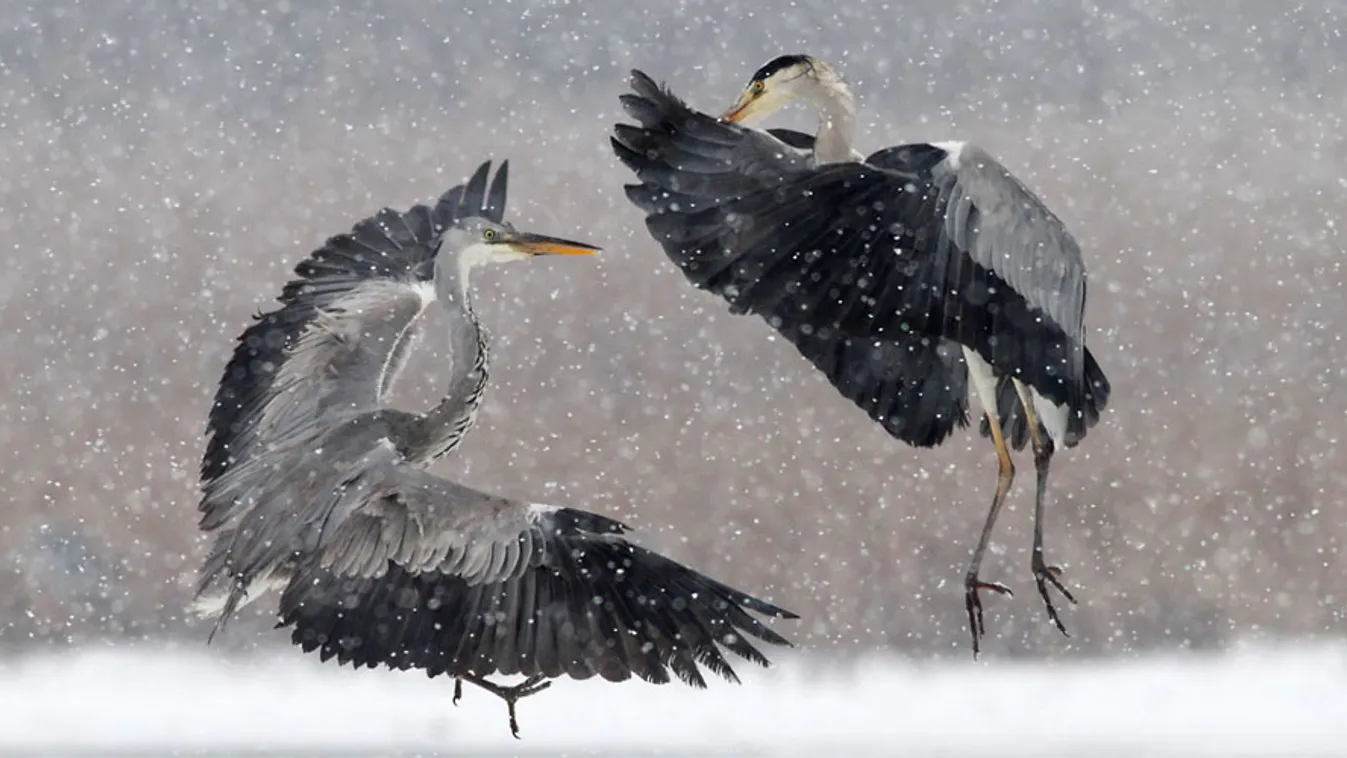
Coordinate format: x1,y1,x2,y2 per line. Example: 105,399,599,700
759,129,1094,450
613,73,1108,448
279,507,795,689
618,122,976,448
611,65,1113,656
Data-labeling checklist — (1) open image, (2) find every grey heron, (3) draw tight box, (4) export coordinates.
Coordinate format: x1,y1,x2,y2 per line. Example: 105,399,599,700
610,58,1110,657
194,160,798,736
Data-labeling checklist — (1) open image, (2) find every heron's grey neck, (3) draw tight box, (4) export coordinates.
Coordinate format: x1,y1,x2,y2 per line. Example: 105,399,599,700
804,80,857,165
410,257,490,461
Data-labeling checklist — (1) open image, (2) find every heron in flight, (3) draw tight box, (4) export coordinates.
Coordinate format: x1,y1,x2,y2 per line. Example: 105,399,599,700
194,160,798,736
611,57,1110,657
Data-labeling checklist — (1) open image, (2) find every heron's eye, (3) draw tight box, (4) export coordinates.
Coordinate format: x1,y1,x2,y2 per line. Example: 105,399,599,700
482,229,497,241
751,81,766,96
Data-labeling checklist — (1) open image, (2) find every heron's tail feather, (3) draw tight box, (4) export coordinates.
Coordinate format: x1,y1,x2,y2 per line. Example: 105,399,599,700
192,528,290,642
1070,347,1112,444
980,345,1111,450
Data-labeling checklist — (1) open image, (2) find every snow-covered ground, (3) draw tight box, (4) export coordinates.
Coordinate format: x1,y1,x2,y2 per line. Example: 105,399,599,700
0,642,1345,756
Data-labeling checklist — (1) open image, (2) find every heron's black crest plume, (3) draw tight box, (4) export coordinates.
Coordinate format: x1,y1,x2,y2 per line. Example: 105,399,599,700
200,160,510,526
752,54,816,82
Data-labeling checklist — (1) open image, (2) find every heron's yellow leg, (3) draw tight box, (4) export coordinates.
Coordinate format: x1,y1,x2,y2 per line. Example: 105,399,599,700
963,405,1016,659
1011,378,1078,637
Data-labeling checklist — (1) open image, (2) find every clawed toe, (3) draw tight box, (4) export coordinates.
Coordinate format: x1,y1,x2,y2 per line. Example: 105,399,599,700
458,674,553,739
1032,557,1078,637
964,575,1014,658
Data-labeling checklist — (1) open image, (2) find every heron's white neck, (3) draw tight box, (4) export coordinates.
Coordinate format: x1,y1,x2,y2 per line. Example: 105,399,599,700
803,79,857,165
435,253,484,384
413,255,490,460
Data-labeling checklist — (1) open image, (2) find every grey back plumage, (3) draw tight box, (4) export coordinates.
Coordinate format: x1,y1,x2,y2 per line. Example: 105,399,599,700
926,143,1089,362
865,143,1109,443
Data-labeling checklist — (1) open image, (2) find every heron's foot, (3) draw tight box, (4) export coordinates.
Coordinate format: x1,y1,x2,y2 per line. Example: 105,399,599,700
452,678,463,706
460,674,553,739
1032,552,1078,637
964,574,1014,659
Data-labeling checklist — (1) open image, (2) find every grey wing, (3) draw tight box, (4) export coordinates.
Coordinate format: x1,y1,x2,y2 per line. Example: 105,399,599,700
256,279,433,448
378,308,423,402
934,142,1089,346
198,278,432,538
277,443,798,688
914,143,1110,444
201,160,510,528
297,442,545,584
192,433,526,631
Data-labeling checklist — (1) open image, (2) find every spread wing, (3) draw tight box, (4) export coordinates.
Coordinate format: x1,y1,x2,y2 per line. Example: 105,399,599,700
275,442,797,688
200,160,509,531
612,70,1108,442
614,73,976,447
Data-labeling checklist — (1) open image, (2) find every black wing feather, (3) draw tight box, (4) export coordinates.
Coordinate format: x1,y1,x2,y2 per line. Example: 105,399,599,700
612,73,972,448
612,70,1108,445
277,507,796,688
699,159,1094,418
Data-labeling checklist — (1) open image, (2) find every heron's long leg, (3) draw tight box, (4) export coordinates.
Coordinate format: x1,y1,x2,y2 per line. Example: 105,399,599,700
455,674,553,739
964,406,1017,659
1011,379,1078,636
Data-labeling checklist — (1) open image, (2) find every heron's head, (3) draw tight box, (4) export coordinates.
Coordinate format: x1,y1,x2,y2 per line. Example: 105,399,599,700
719,54,852,125
444,216,601,267
436,216,599,294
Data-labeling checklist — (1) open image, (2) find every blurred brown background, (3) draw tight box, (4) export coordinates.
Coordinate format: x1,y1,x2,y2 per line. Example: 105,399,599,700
2,0,1345,660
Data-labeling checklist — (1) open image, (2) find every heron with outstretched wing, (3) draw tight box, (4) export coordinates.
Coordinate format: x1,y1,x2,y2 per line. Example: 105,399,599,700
195,161,798,736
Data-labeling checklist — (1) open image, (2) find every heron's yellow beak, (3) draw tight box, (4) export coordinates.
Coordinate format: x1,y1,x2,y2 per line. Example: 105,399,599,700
718,85,786,125
501,231,601,257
